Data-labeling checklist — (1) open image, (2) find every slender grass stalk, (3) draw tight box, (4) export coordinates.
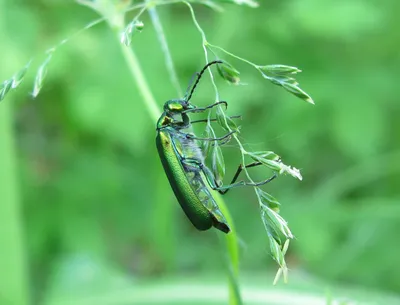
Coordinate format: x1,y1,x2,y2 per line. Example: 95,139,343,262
0,2,29,304
215,194,242,304
146,3,183,97
0,101,29,305
117,37,160,120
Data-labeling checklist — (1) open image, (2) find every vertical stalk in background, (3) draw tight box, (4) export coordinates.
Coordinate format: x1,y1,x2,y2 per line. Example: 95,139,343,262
117,33,160,121
215,194,242,305
0,2,29,304
0,100,29,305
146,3,183,97
145,2,181,270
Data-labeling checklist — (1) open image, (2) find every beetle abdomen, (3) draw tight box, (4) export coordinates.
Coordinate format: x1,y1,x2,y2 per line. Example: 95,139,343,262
156,130,213,231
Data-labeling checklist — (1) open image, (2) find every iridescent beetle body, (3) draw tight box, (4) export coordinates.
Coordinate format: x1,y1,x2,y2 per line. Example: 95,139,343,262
156,61,276,233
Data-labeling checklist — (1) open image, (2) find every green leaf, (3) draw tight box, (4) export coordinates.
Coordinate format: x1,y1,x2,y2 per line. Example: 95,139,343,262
250,151,280,161
216,106,225,128
203,123,213,159
282,82,314,104
216,106,238,132
262,215,281,245
247,151,302,180
225,115,238,131
272,239,290,285
33,52,53,98
120,20,144,47
212,144,225,184
258,64,301,75
247,152,281,171
257,188,280,212
267,233,284,265
262,205,293,240
217,61,240,85
0,60,31,102
11,61,31,89
0,80,12,102
258,65,314,104
267,75,298,86
227,264,243,305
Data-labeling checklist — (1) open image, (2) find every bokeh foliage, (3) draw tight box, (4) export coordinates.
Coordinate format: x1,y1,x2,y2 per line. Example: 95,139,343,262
1,0,400,304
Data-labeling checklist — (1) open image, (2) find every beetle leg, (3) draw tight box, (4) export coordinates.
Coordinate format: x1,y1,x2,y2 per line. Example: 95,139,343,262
183,101,228,114
213,134,232,147
181,158,254,194
180,130,236,142
191,115,242,125
181,158,244,190
183,158,277,195
217,162,277,195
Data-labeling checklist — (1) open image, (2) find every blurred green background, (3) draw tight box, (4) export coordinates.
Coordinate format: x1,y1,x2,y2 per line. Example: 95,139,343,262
1,0,400,304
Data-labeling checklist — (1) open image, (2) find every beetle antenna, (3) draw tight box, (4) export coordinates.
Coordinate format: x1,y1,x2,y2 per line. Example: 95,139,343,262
184,72,200,96
185,60,223,102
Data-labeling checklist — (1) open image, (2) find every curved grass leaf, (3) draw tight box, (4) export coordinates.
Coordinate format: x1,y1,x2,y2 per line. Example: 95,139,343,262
11,61,31,89
0,80,12,102
262,215,281,245
257,188,280,212
0,61,31,102
33,52,53,98
268,75,298,86
282,82,314,104
216,106,238,132
258,65,314,104
262,205,293,239
217,61,240,85
268,233,284,265
248,152,281,171
203,123,213,159
258,64,301,75
250,150,280,161
212,143,225,184
272,239,290,285
248,151,303,180
121,20,144,46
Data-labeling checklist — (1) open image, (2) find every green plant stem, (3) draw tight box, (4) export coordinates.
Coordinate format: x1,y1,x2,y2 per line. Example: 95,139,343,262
207,42,257,68
146,3,183,96
0,2,29,303
0,101,29,305
117,36,160,120
185,2,220,100
214,194,242,304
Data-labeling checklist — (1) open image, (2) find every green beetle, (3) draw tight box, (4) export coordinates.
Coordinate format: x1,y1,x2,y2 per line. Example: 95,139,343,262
156,61,276,233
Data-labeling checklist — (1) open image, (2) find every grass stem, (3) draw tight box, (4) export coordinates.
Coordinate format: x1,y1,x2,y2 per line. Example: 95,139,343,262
0,101,29,305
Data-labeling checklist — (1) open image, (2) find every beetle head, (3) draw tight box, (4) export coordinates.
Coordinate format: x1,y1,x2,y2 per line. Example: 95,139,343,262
163,99,195,115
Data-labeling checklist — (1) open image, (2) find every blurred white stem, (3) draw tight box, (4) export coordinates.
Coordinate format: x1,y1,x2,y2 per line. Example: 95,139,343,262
146,3,183,97
118,39,160,121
